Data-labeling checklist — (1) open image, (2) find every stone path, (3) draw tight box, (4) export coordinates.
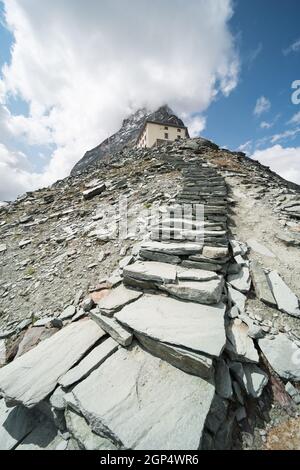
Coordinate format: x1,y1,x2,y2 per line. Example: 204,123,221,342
1,149,300,450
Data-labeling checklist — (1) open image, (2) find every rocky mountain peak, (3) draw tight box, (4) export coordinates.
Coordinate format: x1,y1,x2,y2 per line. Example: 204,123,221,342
71,105,186,175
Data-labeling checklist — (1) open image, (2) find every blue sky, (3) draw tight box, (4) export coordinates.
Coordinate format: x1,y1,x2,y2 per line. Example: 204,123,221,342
0,0,300,200
204,0,300,151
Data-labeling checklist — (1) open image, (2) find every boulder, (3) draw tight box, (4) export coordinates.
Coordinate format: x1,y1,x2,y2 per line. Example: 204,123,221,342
258,334,300,381
70,344,215,450
267,271,300,318
115,294,226,357
227,284,246,314
0,320,105,408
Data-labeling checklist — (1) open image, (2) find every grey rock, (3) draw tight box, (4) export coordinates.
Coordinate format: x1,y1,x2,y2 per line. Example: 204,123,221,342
59,305,76,321
140,249,181,265
0,320,105,408
71,344,215,450
15,418,63,450
65,409,117,450
229,362,268,398
259,333,300,381
119,255,133,270
71,309,86,322
140,240,203,255
19,239,32,248
176,267,218,281
227,306,239,319
136,333,213,379
267,271,300,318
98,285,142,317
202,246,229,259
230,239,248,257
228,266,251,293
226,319,259,363
82,183,106,200
90,311,133,347
59,338,118,388
116,294,226,357
0,399,36,450
159,277,224,305
250,261,276,307
181,260,223,272
123,261,177,284
0,339,6,366
50,386,67,410
82,298,95,312
215,359,233,399
0,244,7,253
227,284,246,314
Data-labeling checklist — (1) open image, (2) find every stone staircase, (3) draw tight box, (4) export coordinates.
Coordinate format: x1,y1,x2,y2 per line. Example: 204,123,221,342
0,154,270,450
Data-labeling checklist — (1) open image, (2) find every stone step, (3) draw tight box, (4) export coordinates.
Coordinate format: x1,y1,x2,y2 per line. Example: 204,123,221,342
116,294,226,358
90,311,133,347
140,241,203,255
123,261,177,285
158,277,224,305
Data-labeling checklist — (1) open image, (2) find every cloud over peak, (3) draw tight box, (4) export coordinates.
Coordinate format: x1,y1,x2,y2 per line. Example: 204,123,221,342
0,0,239,200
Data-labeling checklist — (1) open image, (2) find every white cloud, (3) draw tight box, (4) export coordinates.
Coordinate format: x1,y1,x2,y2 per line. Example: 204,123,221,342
237,140,252,154
271,127,300,144
251,144,300,185
184,115,206,138
254,96,271,116
260,121,272,129
288,111,300,126
283,38,300,55
0,0,239,200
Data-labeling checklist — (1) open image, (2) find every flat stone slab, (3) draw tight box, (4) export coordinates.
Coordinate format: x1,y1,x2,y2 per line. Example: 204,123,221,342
228,266,251,293
90,311,133,347
202,246,229,259
140,250,181,265
123,261,177,284
70,344,215,450
82,183,106,200
115,294,226,357
250,261,276,307
159,278,224,305
177,267,218,281
59,338,119,388
140,241,202,255
0,320,105,408
267,271,300,318
229,362,268,398
247,239,275,258
258,334,300,381
227,284,246,314
98,285,143,317
0,399,36,450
